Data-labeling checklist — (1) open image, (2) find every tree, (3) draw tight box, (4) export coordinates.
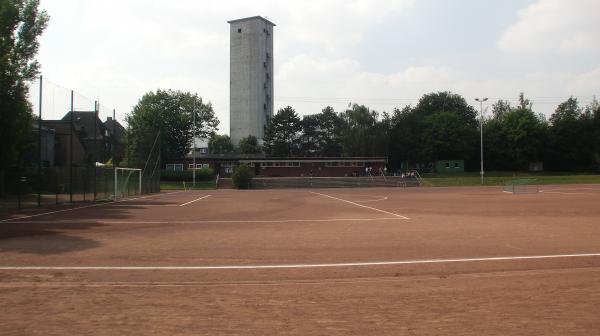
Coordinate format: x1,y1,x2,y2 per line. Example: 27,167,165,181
0,0,49,168
231,164,253,189
491,100,512,119
421,111,477,161
388,92,478,170
128,89,219,165
237,135,262,154
299,114,320,156
208,134,234,154
340,104,380,157
263,106,302,157
546,97,594,170
315,106,343,156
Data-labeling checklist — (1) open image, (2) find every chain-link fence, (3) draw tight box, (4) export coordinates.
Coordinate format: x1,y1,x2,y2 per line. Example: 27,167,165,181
0,76,160,211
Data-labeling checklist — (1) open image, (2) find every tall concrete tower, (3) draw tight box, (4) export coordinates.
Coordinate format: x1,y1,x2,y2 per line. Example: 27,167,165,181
228,16,275,145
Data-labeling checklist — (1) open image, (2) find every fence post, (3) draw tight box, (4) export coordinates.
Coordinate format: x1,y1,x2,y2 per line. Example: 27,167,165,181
69,90,74,203
37,75,43,207
93,101,98,201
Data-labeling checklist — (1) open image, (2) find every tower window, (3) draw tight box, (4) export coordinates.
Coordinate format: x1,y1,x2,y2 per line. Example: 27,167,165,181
237,28,242,33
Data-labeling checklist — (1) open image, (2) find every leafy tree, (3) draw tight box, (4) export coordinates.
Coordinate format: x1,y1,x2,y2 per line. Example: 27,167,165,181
263,106,302,157
546,97,594,170
299,114,320,156
388,91,478,170
389,105,422,168
491,100,512,119
414,91,478,124
0,0,48,168
483,94,547,171
208,134,234,154
340,104,381,157
315,106,343,156
128,89,218,165
237,135,262,154
421,111,477,161
232,164,253,189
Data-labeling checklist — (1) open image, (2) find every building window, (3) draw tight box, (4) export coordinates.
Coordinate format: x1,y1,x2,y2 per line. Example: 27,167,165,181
454,162,459,168
199,148,208,154
445,162,450,168
166,164,184,171
202,164,209,169
188,164,195,169
237,28,242,33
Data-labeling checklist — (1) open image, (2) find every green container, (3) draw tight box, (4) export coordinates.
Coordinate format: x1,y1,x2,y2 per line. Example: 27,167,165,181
435,160,464,173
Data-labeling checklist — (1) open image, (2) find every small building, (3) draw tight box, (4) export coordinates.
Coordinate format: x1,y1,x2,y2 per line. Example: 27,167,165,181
434,160,464,173
164,156,388,177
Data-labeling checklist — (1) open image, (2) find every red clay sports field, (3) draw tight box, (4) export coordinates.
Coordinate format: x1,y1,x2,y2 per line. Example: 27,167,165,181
1,185,600,335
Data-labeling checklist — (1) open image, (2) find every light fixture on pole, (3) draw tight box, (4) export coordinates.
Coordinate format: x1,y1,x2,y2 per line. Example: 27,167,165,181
475,97,488,185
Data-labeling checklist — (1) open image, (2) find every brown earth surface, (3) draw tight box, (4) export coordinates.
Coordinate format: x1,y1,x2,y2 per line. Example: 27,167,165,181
1,185,600,335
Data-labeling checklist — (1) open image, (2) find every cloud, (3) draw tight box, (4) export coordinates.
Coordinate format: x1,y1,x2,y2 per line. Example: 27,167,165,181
498,0,600,54
568,66,600,95
274,54,600,117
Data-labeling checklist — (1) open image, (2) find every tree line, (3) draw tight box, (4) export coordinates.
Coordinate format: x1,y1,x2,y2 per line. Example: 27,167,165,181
257,92,600,172
137,89,599,173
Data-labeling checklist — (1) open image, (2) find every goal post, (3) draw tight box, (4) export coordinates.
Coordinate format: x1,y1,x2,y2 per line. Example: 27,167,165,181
114,167,142,200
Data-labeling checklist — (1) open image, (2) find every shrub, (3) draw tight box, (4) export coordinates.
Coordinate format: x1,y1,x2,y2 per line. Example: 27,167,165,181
161,168,214,182
232,164,253,189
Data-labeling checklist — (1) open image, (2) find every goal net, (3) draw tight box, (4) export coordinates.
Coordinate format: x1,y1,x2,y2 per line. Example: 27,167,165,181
114,167,142,200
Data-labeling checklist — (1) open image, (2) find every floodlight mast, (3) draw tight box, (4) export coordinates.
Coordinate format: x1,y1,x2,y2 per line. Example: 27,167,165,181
475,97,488,185
192,101,196,187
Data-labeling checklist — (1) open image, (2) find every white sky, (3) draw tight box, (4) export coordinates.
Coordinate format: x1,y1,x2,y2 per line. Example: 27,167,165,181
33,0,600,132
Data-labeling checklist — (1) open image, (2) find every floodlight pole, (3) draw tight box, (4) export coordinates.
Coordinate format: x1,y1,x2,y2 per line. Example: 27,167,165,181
475,97,488,185
192,101,196,187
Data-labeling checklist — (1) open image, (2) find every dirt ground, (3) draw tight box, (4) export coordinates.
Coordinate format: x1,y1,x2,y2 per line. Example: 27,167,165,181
1,185,600,335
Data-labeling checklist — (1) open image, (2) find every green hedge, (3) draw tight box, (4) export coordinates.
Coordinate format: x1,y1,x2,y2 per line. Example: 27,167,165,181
232,165,253,189
161,168,214,182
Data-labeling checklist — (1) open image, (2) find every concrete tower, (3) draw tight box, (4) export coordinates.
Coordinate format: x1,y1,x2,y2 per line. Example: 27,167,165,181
228,16,275,145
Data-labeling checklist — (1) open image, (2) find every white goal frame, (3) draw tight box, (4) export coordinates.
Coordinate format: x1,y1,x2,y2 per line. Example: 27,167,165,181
114,167,142,200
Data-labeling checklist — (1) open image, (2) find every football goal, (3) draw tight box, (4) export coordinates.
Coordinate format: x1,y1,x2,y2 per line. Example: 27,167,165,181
114,167,142,200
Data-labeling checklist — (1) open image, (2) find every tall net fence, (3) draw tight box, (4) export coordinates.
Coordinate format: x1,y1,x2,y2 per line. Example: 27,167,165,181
0,76,160,211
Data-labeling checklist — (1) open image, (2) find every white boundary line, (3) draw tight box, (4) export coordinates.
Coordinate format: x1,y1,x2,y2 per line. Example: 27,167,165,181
310,191,409,220
7,218,404,225
179,195,211,207
1,253,599,270
0,191,185,223
353,195,388,203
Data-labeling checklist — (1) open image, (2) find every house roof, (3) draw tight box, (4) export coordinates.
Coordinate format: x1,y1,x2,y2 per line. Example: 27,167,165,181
61,111,107,140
